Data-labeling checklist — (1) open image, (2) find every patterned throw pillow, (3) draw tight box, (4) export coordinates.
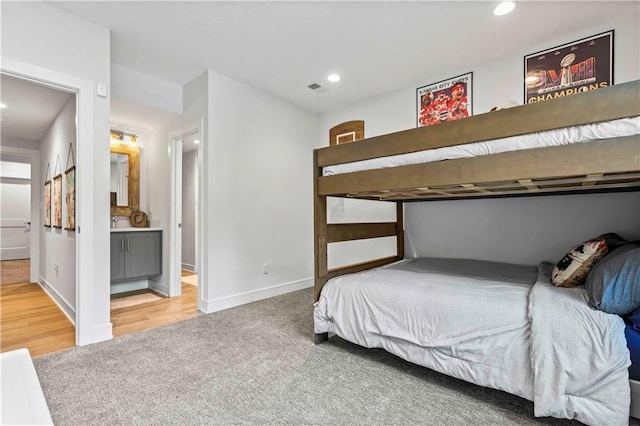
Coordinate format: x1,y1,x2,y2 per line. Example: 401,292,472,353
551,238,608,287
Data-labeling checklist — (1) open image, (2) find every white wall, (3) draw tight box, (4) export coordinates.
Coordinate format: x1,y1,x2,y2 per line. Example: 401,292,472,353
318,11,640,266
182,71,208,304
201,70,317,311
38,95,77,317
0,136,41,151
181,149,197,270
2,1,112,344
111,64,183,114
143,119,180,294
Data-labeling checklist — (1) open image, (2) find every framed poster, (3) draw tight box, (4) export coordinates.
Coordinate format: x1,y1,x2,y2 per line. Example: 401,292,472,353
44,180,52,227
524,30,613,104
53,174,62,228
65,166,75,231
417,72,473,127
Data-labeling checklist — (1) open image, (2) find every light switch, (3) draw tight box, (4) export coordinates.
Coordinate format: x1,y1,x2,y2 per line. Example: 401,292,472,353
96,83,107,98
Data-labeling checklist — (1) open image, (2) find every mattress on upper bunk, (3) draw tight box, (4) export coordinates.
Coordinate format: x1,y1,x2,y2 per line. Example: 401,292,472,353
322,116,640,176
314,257,630,425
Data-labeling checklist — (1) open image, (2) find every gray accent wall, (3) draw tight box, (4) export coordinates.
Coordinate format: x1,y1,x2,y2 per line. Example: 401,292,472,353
181,149,197,271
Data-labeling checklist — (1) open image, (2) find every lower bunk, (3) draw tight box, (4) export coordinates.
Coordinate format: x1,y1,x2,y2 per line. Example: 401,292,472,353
314,257,633,425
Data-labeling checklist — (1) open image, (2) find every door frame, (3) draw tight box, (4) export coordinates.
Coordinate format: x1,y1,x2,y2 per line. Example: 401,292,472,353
0,147,39,281
169,120,204,305
1,57,110,346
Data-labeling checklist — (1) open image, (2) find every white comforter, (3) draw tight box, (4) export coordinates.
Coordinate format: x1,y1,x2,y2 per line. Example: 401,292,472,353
530,262,630,425
314,258,630,425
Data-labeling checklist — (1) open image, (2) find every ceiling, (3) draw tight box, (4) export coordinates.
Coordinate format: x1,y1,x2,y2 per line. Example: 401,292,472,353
0,74,73,142
2,1,637,143
51,1,639,113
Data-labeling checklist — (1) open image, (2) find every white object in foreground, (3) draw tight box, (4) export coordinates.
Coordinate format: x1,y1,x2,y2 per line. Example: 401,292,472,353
1,348,53,425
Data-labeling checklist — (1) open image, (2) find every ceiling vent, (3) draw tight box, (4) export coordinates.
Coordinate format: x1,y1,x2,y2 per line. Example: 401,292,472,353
307,83,328,94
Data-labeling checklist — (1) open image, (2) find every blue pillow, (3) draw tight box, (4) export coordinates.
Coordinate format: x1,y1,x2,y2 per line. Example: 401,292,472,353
626,308,640,332
585,244,640,315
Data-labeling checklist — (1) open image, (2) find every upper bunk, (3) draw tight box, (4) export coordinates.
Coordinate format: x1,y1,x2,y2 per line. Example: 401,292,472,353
314,80,640,202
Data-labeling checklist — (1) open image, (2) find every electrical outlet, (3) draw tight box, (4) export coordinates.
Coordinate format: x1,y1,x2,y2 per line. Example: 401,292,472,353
262,263,269,274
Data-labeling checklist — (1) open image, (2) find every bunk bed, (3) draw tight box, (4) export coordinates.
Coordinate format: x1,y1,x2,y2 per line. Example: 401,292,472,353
312,80,640,425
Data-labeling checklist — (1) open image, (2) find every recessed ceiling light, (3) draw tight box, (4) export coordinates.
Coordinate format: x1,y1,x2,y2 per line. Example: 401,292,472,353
327,74,341,82
194,140,200,144
494,1,515,16
0,103,6,108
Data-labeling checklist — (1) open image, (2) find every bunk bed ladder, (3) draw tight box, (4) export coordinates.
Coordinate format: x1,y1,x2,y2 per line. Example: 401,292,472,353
314,151,404,343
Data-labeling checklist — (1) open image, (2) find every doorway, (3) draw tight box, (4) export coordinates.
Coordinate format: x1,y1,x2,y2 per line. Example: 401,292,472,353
0,154,32,285
0,71,78,355
169,120,204,310
180,132,199,289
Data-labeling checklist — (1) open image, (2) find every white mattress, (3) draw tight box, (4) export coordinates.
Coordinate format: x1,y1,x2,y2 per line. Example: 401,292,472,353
322,116,640,176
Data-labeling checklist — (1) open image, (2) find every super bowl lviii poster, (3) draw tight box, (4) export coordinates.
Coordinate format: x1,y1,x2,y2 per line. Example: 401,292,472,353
417,72,472,127
524,30,613,104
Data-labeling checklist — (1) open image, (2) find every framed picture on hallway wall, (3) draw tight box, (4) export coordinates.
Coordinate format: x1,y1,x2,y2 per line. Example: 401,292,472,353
44,180,52,228
65,166,75,231
53,174,62,228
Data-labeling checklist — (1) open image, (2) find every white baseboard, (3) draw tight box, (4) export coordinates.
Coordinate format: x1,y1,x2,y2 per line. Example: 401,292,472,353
149,279,169,297
631,379,640,419
110,280,148,295
181,263,196,272
82,323,113,346
38,275,75,325
200,277,312,314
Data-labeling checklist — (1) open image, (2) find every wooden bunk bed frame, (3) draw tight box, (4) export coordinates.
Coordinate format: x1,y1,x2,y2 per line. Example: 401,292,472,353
313,80,640,318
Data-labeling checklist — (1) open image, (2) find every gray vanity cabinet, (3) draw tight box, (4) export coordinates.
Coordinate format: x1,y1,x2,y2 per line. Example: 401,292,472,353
110,231,162,282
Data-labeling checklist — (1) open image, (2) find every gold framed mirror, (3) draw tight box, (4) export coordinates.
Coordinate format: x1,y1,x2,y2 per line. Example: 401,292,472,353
110,142,140,216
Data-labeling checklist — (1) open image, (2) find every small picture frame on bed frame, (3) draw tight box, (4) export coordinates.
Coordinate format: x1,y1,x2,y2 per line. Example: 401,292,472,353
524,30,613,105
416,72,473,128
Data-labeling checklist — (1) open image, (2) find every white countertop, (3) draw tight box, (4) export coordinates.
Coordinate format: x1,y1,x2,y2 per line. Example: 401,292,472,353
110,227,162,232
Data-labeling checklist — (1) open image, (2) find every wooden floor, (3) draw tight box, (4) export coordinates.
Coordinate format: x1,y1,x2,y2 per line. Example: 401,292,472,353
1,271,198,358
111,282,198,337
0,282,76,358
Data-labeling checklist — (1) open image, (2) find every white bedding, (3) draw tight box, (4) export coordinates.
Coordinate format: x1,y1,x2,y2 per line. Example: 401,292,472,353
314,257,630,425
530,262,630,425
322,116,640,176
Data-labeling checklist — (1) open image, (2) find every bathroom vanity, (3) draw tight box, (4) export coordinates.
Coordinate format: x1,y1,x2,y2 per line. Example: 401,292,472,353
110,228,162,282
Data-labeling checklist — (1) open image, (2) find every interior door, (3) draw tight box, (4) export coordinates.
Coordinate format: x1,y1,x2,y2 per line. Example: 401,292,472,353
0,162,31,260
170,138,183,296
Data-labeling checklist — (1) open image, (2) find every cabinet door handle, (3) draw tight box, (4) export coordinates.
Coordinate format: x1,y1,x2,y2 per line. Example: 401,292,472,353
121,240,124,252
127,239,130,252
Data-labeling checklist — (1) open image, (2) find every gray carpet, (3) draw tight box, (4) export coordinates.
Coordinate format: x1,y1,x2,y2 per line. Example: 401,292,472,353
34,288,587,425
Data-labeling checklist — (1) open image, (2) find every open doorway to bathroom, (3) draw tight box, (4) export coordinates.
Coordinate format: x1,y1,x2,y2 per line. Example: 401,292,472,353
108,99,201,336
